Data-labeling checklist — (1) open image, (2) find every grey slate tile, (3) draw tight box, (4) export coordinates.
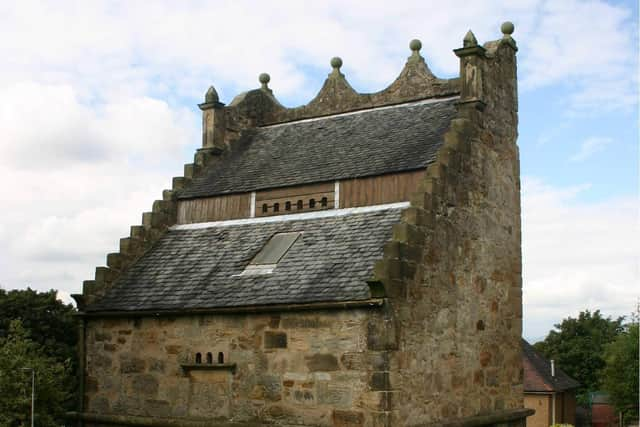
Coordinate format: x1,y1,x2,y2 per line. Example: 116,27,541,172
178,98,457,199
87,207,405,312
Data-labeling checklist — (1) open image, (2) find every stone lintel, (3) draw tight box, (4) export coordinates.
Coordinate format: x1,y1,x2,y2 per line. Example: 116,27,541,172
180,362,237,373
198,101,225,111
453,45,487,58
66,411,265,427
426,408,535,427
196,146,224,156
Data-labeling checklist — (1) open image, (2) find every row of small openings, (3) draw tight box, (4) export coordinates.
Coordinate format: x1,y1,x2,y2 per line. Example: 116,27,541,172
195,352,225,364
262,197,328,214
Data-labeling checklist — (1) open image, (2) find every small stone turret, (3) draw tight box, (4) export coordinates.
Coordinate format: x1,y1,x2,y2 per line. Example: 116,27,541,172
198,85,226,153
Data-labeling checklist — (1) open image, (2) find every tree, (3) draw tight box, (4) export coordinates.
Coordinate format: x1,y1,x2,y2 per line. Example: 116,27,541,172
0,288,79,412
601,317,639,422
0,320,72,426
534,310,624,405
0,288,77,367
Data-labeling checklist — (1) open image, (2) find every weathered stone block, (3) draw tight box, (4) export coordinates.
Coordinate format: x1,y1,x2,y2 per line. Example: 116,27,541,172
392,223,425,246
370,372,390,391
120,354,146,373
131,374,159,396
89,352,112,370
94,330,112,342
106,252,123,271
264,331,287,349
171,176,186,190
332,409,364,426
94,266,114,284
306,353,339,372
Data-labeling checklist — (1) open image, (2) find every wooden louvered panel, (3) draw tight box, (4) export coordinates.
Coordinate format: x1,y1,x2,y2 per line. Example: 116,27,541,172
177,193,251,224
255,182,334,201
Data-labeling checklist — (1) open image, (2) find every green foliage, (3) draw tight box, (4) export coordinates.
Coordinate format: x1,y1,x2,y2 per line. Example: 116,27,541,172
0,288,77,368
0,288,79,416
601,321,639,420
0,320,72,426
534,309,624,405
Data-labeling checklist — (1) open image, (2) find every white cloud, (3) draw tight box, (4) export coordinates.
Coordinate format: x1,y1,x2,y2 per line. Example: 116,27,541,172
0,79,196,294
519,0,637,113
569,136,613,162
0,82,197,168
2,0,634,110
522,178,639,340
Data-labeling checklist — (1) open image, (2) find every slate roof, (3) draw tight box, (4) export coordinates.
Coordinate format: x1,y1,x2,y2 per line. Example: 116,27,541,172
178,97,458,199
522,339,580,392
87,204,406,312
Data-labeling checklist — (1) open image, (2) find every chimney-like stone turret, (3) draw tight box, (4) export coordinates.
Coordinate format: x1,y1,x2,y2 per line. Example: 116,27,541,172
198,86,226,153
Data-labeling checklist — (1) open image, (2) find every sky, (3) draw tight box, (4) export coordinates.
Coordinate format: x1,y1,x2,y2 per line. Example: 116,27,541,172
0,0,637,342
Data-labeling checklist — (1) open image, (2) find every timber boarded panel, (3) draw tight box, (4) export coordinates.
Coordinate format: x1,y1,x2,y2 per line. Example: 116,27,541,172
256,182,334,201
177,194,251,224
340,170,425,208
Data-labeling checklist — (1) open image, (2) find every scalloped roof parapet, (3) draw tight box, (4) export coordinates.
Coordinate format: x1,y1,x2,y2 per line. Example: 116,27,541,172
229,46,461,126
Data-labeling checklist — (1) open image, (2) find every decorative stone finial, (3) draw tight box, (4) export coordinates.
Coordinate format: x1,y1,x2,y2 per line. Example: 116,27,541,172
408,39,423,62
204,86,219,104
259,73,270,90
409,39,422,52
501,21,515,37
463,30,478,48
330,57,343,70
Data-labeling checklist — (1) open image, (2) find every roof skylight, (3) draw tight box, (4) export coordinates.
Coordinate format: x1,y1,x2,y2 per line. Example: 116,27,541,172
236,232,301,276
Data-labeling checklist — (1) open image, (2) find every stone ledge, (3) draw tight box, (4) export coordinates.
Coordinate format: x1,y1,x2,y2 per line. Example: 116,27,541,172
65,412,267,427
181,362,236,373
414,408,534,427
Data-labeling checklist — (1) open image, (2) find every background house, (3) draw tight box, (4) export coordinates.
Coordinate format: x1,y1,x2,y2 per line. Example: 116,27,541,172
590,392,619,427
523,339,580,427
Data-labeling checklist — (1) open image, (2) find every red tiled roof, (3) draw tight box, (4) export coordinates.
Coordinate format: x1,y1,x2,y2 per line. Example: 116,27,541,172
522,339,581,392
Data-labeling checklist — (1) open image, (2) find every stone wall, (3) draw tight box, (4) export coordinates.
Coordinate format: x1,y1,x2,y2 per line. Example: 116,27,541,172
83,308,396,426
369,31,522,426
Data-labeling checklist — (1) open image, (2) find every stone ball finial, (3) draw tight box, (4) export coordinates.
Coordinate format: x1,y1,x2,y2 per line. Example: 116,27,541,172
409,39,422,52
330,57,343,70
204,86,219,104
259,73,270,85
501,21,515,36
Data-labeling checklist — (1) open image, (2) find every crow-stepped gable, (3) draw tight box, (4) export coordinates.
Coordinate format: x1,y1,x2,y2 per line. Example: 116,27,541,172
70,23,532,427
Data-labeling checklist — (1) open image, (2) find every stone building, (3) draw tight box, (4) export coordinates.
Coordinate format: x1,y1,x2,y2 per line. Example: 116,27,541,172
69,23,532,427
523,340,579,427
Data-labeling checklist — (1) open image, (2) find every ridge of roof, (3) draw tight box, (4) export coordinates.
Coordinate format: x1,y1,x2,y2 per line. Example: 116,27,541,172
171,202,410,230
259,95,460,129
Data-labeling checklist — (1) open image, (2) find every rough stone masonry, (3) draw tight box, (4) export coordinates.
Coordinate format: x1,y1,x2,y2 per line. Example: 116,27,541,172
69,22,533,427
